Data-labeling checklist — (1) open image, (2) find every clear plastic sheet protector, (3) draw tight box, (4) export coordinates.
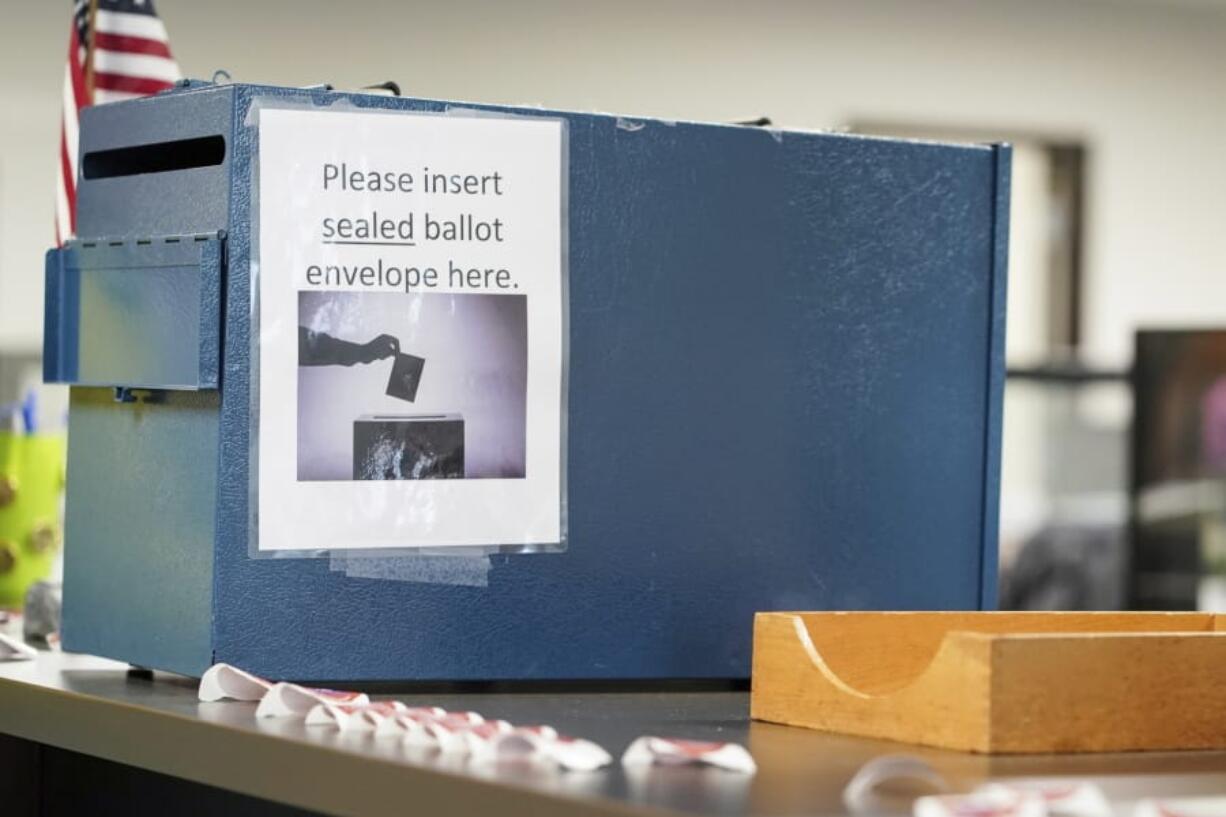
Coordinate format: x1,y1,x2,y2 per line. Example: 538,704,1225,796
245,97,569,570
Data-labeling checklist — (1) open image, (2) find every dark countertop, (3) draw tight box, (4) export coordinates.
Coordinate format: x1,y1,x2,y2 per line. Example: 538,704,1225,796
3,651,1226,816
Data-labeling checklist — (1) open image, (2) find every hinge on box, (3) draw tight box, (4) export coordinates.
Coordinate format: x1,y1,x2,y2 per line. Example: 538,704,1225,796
74,230,226,249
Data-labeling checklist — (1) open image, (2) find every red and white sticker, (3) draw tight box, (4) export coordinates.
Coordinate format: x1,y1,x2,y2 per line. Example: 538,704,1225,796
424,712,487,753
304,700,407,732
396,708,448,746
621,737,756,774
1135,798,1226,817
979,782,1112,817
198,663,272,702
0,632,37,662
489,725,560,761
255,681,369,718
459,720,515,758
485,726,612,771
914,790,1046,817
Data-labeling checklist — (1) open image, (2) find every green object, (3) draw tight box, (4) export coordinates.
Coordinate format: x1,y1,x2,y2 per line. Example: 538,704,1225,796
0,432,66,608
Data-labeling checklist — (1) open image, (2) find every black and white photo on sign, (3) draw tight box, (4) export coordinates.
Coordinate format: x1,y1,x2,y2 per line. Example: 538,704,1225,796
296,290,527,482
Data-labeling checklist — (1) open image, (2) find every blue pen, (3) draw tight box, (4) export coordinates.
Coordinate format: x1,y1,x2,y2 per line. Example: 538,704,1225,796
21,391,37,435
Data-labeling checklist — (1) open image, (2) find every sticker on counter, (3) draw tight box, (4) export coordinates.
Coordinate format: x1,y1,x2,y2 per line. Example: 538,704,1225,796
255,681,369,717
0,632,36,662
1135,798,1226,817
198,663,271,701
304,700,408,732
913,790,1046,817
256,106,566,551
491,727,614,771
979,782,1112,817
621,737,757,774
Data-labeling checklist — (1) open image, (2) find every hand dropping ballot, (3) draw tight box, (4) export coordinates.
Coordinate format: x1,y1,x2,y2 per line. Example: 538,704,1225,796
258,107,564,551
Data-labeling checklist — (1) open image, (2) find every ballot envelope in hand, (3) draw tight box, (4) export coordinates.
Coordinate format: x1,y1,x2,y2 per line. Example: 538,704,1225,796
385,353,425,402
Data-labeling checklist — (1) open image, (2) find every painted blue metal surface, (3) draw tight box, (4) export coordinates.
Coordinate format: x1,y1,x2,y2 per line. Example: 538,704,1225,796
57,82,1009,681
44,237,222,390
61,387,220,675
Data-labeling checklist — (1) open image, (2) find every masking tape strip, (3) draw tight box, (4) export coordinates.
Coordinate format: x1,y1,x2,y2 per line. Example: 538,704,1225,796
329,553,491,587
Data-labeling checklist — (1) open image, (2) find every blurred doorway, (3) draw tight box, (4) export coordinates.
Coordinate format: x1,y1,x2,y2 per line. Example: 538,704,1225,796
854,123,1129,609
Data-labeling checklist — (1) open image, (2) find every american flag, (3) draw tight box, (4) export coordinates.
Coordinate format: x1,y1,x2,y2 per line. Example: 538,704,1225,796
57,0,181,245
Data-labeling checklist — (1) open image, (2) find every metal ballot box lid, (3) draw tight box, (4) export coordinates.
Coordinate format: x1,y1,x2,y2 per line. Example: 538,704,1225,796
46,80,1009,681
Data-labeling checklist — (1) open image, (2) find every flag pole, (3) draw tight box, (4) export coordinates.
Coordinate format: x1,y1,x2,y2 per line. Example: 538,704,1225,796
83,0,99,104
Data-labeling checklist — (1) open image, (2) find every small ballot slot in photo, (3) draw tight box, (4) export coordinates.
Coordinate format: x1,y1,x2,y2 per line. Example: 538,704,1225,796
353,414,465,481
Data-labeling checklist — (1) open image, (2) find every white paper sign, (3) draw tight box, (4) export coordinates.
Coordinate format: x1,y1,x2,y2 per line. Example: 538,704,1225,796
256,107,564,550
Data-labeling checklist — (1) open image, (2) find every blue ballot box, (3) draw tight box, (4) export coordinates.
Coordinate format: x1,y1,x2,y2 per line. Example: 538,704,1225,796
44,80,1009,681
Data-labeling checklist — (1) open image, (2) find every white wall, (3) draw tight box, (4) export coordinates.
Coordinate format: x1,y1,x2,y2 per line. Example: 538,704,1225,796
2,0,1225,362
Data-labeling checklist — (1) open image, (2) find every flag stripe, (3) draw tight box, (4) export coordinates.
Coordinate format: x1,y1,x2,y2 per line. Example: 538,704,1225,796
58,126,76,236
68,27,88,107
92,72,173,95
93,50,180,83
61,71,79,179
59,126,76,219
55,180,73,246
93,31,172,58
98,0,160,18
57,0,178,246
93,10,169,42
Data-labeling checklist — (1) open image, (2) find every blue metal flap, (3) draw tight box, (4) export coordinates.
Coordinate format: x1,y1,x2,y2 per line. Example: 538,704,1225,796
44,234,223,390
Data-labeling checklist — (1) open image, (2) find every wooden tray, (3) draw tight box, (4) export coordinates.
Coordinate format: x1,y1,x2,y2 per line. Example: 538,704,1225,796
751,611,1226,754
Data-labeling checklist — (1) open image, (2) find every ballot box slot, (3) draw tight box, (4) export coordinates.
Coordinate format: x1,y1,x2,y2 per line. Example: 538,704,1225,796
82,134,226,180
